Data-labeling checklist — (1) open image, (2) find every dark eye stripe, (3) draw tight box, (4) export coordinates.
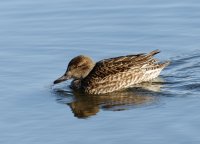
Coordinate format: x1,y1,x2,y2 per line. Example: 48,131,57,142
77,62,86,68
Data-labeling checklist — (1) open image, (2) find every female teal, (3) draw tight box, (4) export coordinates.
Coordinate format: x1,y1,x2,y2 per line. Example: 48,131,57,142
54,50,170,94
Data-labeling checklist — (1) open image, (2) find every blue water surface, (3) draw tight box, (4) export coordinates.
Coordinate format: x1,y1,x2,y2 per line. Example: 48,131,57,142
0,0,200,143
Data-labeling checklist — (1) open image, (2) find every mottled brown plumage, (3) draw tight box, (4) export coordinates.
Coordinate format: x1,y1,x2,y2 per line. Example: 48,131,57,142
54,50,170,94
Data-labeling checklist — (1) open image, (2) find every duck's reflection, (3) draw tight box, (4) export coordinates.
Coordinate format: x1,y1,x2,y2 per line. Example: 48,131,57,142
53,78,163,118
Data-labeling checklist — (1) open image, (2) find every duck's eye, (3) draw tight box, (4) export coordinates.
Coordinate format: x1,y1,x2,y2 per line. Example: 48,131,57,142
77,65,82,68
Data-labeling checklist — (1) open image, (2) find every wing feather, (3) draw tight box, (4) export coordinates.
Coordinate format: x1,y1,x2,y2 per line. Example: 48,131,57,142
83,50,160,82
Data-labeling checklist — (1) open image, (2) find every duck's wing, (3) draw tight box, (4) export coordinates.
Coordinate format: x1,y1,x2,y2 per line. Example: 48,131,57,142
82,50,170,94
85,49,162,79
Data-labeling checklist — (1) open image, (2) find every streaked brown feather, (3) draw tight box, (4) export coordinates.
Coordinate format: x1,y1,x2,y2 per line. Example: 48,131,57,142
81,50,169,94
54,50,169,95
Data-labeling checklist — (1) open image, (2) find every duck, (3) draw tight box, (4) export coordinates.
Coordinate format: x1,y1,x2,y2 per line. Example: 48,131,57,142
54,50,170,95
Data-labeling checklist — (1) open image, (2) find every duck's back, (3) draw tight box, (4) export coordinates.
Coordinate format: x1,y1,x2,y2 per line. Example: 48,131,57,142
81,50,169,94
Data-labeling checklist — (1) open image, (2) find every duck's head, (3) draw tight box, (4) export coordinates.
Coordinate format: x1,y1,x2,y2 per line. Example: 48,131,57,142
54,55,95,84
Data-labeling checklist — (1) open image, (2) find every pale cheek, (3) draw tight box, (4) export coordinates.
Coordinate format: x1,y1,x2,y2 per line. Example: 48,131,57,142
70,66,89,78
70,69,81,78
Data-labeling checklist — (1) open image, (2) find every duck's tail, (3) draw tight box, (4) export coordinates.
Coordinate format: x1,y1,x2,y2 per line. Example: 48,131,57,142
161,60,171,68
142,60,170,82
148,49,160,57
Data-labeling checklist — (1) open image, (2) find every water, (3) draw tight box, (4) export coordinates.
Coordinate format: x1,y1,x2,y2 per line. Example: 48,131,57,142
0,0,200,143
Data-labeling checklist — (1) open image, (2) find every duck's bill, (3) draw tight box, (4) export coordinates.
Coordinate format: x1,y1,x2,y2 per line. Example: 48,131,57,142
54,75,70,84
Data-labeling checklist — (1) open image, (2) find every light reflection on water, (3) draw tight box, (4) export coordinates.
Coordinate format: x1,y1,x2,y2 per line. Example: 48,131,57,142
1,0,200,143
53,81,161,119
52,50,200,119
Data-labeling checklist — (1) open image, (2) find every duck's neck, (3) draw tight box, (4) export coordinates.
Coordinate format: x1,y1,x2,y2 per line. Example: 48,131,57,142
81,63,95,79
71,63,95,90
71,79,82,90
